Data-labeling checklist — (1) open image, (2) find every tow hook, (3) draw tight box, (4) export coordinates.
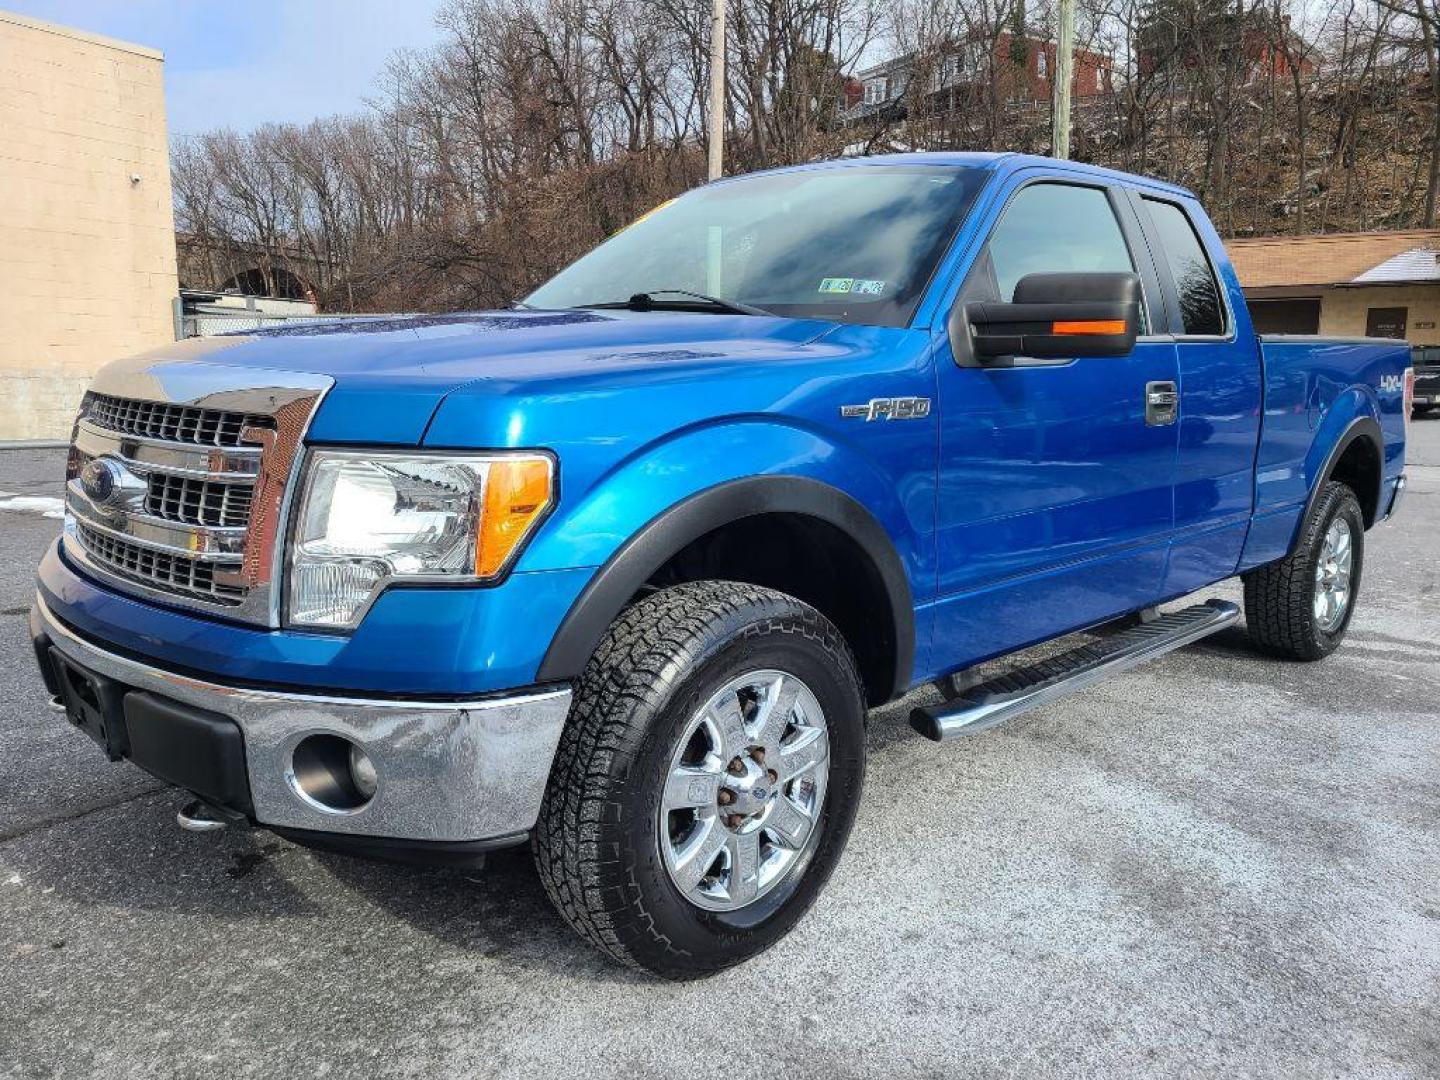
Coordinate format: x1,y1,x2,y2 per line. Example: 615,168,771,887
176,799,228,833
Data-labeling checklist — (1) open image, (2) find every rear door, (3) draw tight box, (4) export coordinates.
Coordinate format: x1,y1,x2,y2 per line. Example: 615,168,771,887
1129,193,1262,595
927,175,1180,671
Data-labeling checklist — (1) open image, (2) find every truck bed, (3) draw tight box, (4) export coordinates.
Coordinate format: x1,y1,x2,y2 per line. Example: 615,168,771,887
1242,334,1411,568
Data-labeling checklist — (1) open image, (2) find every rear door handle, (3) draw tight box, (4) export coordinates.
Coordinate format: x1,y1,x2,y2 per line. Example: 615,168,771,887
1145,381,1178,426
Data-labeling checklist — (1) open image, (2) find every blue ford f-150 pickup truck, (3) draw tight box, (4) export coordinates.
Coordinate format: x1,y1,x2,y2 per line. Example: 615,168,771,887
30,153,1411,977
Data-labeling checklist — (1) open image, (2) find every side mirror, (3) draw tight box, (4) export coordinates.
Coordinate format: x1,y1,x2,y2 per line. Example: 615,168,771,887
959,271,1141,361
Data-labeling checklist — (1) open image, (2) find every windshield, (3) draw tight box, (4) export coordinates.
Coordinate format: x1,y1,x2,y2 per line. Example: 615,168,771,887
526,165,987,328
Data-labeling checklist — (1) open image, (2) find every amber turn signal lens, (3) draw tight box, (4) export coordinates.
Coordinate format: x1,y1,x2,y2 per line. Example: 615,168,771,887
476,456,553,577
1051,319,1126,335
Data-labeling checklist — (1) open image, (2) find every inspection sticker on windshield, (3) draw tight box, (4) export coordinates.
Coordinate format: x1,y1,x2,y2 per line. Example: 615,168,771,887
819,278,885,295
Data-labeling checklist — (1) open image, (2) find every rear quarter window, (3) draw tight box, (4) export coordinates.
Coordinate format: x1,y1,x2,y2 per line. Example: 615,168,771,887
1143,197,1226,337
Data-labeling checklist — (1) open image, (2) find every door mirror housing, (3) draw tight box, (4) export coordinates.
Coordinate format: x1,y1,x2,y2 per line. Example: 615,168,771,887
958,271,1142,362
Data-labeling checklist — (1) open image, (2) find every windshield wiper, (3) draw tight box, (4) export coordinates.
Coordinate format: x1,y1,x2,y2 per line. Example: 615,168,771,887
578,290,773,317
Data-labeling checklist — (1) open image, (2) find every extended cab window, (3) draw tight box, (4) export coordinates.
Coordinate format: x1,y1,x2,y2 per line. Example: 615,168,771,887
1143,197,1226,336
973,182,1148,332
526,165,987,328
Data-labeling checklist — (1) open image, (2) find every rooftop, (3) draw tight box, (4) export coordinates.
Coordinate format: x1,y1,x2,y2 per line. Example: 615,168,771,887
1352,247,1440,284
1227,229,1440,288
0,9,163,61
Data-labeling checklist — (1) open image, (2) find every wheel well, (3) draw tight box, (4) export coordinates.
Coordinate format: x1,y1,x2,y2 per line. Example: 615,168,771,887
1328,435,1382,526
645,513,898,707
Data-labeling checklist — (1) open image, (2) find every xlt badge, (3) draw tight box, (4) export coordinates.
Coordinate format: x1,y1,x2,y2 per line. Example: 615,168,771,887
840,397,931,421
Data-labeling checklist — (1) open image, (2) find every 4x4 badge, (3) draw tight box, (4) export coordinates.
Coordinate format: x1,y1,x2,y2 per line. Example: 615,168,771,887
840,397,931,421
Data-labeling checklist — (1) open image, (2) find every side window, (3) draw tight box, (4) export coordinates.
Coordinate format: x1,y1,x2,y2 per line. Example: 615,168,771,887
1143,197,1226,336
985,183,1138,302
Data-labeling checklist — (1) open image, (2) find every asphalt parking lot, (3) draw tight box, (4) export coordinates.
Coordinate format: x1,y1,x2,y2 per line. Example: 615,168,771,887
2,423,1437,1080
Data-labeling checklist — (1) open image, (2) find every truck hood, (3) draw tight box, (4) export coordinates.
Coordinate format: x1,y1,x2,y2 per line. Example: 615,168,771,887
120,310,840,444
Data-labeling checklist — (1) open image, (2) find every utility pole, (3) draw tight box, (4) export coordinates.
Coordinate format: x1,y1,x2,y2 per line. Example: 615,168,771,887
707,0,726,180
1052,0,1075,160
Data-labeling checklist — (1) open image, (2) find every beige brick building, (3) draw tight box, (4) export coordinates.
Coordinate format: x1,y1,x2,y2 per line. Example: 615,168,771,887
1228,230,1440,344
0,10,178,441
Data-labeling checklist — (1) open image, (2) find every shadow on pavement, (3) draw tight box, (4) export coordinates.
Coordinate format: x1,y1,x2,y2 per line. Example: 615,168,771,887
309,843,653,984
5,790,323,919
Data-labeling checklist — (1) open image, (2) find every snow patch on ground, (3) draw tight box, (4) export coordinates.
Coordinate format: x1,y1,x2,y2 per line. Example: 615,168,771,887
0,495,65,519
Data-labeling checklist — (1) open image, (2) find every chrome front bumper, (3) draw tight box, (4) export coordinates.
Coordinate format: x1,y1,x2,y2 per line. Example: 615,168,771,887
32,594,572,844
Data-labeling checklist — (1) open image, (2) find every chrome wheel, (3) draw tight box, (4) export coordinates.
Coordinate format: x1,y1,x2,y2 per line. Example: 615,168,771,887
1314,517,1354,633
659,669,830,912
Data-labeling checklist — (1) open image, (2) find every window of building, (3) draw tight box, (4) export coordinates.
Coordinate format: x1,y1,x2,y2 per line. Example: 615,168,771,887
951,42,982,80
1037,50,1048,78
1250,298,1321,335
863,77,889,105
1143,197,1226,336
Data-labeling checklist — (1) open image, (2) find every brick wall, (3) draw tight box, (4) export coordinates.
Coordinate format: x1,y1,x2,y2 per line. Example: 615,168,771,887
0,11,178,441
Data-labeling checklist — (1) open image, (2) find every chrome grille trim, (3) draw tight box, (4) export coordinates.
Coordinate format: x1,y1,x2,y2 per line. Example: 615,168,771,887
74,522,246,605
146,472,254,527
66,496,248,558
86,391,273,448
74,420,261,480
63,361,331,626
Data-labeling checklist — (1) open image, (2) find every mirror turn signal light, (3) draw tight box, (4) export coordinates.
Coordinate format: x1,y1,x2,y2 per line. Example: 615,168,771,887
1051,319,1127,336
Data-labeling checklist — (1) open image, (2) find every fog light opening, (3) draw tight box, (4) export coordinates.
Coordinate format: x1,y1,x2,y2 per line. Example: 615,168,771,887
288,734,376,813
349,743,378,800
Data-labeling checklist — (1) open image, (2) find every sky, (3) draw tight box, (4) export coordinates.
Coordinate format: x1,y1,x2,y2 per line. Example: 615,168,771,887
5,0,445,136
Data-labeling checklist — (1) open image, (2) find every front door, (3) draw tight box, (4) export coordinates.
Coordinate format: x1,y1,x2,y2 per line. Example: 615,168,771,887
927,178,1179,675
1366,307,1408,340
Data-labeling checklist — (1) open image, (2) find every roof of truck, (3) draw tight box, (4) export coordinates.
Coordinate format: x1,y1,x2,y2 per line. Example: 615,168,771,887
738,152,1197,200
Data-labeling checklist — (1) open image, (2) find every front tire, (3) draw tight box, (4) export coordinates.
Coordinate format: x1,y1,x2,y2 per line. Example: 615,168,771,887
533,581,866,978
1242,480,1365,660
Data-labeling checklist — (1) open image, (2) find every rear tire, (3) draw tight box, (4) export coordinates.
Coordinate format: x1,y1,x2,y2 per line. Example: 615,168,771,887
1242,481,1364,660
532,581,866,978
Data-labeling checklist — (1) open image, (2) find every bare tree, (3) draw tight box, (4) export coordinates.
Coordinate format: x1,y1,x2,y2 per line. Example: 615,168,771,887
173,0,1440,314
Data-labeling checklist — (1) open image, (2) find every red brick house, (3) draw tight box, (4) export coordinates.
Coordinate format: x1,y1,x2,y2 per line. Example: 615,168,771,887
845,32,1114,121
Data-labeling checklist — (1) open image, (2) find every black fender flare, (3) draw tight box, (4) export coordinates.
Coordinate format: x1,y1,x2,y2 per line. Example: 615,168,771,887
1295,414,1384,548
536,475,915,702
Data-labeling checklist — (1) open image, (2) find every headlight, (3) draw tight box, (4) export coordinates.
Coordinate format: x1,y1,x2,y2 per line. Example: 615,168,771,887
287,450,553,629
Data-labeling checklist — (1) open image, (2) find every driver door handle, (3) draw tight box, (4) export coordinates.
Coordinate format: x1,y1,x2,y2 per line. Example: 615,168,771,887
1145,381,1178,426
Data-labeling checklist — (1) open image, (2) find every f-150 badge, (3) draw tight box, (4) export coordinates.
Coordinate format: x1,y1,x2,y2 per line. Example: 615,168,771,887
840,397,932,421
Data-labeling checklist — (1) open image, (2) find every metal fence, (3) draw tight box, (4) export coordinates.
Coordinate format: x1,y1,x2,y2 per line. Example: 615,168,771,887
173,295,356,339
180,310,346,338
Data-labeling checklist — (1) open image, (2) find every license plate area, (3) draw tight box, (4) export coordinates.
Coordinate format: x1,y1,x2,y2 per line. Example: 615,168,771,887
49,648,130,760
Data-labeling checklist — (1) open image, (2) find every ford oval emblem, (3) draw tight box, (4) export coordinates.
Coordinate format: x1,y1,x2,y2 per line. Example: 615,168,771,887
80,457,119,504
79,456,145,513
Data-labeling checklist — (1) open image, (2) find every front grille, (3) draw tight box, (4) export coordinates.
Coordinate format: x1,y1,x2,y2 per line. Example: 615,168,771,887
66,380,324,625
86,392,274,449
146,472,253,528
75,522,245,605
69,393,260,609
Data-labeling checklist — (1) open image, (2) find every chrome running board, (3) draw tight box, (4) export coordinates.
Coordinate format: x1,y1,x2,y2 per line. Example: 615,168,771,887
911,600,1241,741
